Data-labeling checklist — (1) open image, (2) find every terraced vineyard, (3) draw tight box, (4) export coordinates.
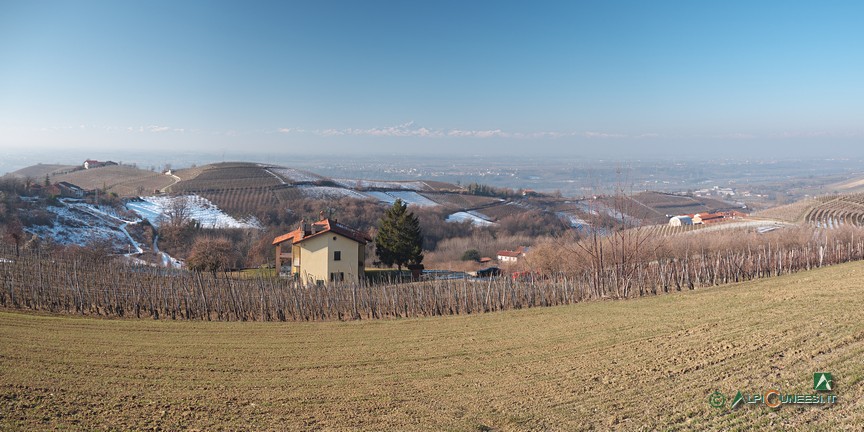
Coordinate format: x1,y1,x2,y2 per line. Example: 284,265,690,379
170,163,283,192
196,187,280,217
804,194,864,228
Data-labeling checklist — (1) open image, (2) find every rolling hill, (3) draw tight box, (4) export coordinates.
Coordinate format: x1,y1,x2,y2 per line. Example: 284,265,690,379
51,164,178,197
1,262,862,430
9,160,751,230
6,163,78,180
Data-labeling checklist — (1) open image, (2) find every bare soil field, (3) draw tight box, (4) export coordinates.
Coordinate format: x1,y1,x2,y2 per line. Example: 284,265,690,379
52,165,176,196
2,263,863,430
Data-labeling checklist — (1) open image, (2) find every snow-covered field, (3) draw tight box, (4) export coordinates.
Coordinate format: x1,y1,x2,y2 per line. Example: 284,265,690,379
332,179,430,191
126,195,261,229
385,191,438,207
557,212,590,229
297,185,370,200
446,211,496,226
363,191,438,207
363,191,397,204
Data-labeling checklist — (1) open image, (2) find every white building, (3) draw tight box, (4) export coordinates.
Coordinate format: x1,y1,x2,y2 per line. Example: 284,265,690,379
669,216,693,226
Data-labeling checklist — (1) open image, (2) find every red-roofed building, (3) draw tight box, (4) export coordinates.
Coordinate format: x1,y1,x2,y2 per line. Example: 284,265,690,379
273,219,371,284
83,159,118,170
497,246,528,263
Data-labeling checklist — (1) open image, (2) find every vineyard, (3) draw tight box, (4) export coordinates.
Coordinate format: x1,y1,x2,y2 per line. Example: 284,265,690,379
754,198,818,222
194,187,280,217
4,225,864,321
170,163,284,192
3,262,864,430
634,223,706,237
803,193,864,228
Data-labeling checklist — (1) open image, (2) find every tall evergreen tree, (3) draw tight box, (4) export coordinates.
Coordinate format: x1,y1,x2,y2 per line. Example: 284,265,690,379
375,199,423,271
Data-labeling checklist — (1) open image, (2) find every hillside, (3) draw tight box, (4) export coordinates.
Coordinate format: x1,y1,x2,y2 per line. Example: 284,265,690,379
9,160,761,236
6,163,78,180
625,191,740,223
51,165,177,197
2,263,862,430
753,193,864,228
826,174,864,194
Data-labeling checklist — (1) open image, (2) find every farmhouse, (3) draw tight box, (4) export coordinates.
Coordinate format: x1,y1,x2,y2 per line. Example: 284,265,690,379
83,159,118,170
692,212,725,224
273,218,371,285
497,246,528,263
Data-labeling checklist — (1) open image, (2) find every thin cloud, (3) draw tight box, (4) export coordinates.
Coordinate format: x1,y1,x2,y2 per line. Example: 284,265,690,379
275,121,635,140
582,131,628,139
125,125,186,134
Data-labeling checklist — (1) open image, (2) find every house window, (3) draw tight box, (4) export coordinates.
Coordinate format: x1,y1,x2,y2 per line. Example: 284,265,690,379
330,272,344,282
334,251,341,261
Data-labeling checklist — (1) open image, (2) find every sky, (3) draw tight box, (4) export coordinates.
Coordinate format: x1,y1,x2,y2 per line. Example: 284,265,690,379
1,0,863,160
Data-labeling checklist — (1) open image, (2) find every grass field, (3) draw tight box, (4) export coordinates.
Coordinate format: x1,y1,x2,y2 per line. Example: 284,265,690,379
2,264,864,431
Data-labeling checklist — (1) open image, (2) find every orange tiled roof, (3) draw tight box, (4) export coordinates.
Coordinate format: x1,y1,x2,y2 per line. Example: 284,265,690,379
273,219,371,246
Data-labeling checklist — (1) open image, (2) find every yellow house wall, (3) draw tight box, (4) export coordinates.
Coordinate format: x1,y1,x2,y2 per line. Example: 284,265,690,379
295,233,364,284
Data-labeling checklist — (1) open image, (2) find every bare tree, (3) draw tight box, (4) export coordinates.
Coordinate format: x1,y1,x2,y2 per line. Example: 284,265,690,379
187,237,237,273
5,218,24,257
162,196,193,228
158,196,198,256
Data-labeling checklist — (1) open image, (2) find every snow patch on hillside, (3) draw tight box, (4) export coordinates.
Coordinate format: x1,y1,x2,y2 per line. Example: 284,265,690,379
268,167,324,183
446,211,496,226
127,195,261,229
386,191,438,207
24,199,137,253
363,191,438,207
297,186,370,200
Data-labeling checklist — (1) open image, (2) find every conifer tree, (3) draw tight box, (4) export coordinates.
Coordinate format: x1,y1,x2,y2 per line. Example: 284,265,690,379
374,199,423,271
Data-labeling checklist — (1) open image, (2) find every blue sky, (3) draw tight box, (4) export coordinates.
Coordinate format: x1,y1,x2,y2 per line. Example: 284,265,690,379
1,0,862,157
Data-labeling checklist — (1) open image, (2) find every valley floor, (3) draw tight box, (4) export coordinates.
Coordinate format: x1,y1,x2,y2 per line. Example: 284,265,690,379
2,263,864,430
